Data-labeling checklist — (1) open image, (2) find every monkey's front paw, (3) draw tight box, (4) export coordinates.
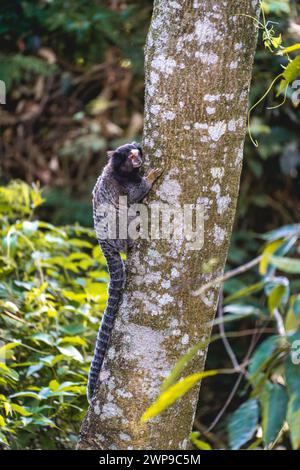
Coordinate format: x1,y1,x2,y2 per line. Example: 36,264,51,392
146,168,163,184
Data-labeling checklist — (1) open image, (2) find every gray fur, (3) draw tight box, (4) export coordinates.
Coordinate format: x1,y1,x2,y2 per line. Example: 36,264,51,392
87,143,161,402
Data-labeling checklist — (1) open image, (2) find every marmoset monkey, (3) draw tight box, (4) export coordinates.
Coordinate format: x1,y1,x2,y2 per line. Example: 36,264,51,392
87,142,162,402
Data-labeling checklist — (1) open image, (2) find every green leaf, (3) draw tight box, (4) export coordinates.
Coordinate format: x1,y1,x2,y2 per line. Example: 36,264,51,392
32,333,54,346
0,362,19,381
61,290,86,302
160,340,210,393
259,239,285,275
225,282,265,303
285,295,300,332
0,341,21,355
249,335,279,377
213,304,263,325
11,404,32,417
141,371,218,423
49,380,60,391
10,391,41,400
280,55,300,90
57,345,83,362
0,431,8,446
268,284,286,312
280,43,300,55
190,432,212,450
228,399,259,450
260,382,288,446
287,396,300,450
285,333,300,449
26,363,44,377
261,224,300,241
59,336,87,347
269,256,300,274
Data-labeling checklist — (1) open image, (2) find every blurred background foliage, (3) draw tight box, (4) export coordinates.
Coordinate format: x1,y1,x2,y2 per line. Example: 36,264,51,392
0,0,300,450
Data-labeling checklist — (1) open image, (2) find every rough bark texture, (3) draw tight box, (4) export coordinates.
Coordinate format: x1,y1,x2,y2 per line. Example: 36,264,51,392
78,0,260,450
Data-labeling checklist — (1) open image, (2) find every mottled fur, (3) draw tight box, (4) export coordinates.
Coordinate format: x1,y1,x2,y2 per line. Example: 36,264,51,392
87,142,161,402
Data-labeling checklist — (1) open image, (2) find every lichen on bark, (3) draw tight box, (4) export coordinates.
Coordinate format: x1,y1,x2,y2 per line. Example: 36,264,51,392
77,0,260,450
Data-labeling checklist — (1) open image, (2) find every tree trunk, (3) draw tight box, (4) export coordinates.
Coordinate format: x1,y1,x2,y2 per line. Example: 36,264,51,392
77,0,260,450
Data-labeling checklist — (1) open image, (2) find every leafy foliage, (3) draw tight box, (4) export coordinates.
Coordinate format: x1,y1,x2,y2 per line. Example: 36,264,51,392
0,181,107,449
142,221,300,449
228,399,259,450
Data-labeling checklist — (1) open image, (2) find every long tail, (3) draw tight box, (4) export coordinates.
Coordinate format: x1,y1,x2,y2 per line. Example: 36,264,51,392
87,242,125,402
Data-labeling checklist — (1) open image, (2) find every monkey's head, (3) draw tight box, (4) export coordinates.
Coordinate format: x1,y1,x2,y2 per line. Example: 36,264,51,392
108,142,143,175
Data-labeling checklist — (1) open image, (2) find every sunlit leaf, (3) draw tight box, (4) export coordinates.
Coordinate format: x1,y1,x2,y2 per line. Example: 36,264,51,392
141,371,218,423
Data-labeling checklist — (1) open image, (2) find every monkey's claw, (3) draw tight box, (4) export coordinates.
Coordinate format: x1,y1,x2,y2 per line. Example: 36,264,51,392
147,168,163,184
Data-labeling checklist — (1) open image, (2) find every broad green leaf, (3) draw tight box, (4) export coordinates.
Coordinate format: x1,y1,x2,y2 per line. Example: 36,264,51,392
0,362,19,381
225,282,265,303
0,415,5,427
59,336,87,347
213,304,263,326
281,55,300,87
260,382,288,446
160,340,210,392
259,239,285,275
141,371,218,423
85,282,107,298
228,399,259,450
26,363,44,377
285,332,300,394
285,295,300,332
11,403,32,417
249,335,279,377
32,333,54,346
284,332,300,449
0,431,8,446
261,0,290,14
57,345,83,362
49,380,60,391
0,341,21,360
33,416,56,427
286,395,300,450
280,43,300,55
62,290,86,302
268,284,286,312
10,391,41,400
40,354,64,366
269,255,300,274
261,224,300,241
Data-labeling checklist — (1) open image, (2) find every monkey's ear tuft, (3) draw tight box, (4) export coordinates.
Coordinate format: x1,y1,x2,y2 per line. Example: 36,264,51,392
132,141,143,153
107,150,114,159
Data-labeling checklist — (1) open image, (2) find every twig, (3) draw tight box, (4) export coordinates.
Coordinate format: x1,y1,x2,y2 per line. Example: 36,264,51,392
204,319,265,433
205,374,243,433
193,418,226,449
192,255,262,296
217,289,242,372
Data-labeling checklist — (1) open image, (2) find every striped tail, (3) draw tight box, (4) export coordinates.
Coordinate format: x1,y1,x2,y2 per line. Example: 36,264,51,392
87,242,125,402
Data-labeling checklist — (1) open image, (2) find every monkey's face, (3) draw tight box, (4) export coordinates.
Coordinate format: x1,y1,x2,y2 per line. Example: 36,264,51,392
109,142,143,174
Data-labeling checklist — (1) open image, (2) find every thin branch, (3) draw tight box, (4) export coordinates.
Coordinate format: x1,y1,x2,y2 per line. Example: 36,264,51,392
192,255,262,297
205,374,243,433
204,319,265,433
217,290,242,372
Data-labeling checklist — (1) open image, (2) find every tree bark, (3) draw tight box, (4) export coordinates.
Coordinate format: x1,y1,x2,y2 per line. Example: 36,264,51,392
78,0,260,450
